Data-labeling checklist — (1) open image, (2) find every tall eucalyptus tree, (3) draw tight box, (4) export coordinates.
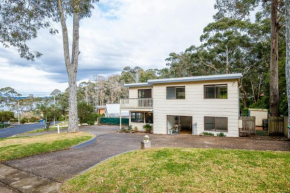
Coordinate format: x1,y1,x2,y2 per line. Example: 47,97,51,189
0,0,99,132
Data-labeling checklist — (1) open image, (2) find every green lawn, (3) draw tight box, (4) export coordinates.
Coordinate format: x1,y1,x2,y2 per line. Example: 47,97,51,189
0,132,93,161
61,148,290,193
23,126,68,134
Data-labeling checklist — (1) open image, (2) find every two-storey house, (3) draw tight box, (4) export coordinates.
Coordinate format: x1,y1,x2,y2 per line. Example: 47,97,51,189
120,73,242,137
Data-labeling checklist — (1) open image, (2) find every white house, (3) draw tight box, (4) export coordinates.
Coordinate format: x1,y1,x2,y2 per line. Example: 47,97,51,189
120,73,242,137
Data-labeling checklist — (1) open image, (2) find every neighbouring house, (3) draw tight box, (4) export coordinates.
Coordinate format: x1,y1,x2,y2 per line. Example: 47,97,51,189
120,73,242,137
95,105,105,114
248,108,268,126
105,104,129,118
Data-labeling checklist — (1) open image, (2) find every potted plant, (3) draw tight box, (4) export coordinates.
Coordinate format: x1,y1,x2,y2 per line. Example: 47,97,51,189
143,124,152,133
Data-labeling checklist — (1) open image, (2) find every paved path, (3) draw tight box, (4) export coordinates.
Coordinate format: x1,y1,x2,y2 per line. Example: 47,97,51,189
0,123,47,139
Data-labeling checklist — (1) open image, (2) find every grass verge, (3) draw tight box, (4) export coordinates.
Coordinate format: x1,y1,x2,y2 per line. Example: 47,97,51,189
61,148,290,193
23,126,68,134
0,132,93,161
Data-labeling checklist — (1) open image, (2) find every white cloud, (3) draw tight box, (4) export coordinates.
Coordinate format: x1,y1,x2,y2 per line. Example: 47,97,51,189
0,0,216,95
0,63,68,96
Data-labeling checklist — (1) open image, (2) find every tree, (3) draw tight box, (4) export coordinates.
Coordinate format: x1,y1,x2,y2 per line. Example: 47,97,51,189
77,102,94,125
286,0,290,122
0,1,99,132
214,0,285,116
36,103,61,130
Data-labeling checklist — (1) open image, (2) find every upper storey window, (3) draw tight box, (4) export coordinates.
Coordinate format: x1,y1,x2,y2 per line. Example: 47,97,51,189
204,85,227,99
138,89,152,98
166,86,185,99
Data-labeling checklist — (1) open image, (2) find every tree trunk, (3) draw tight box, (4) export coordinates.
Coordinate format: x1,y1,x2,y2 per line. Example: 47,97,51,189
270,0,280,116
225,46,229,74
241,87,247,108
57,0,79,132
286,0,290,124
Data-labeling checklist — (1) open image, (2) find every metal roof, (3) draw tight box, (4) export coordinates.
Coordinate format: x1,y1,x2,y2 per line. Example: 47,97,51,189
124,73,242,88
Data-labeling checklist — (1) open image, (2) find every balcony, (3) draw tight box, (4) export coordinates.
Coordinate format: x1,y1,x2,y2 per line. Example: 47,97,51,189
120,98,153,109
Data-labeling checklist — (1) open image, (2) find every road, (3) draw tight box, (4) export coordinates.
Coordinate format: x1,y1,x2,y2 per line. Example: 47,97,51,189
0,122,48,138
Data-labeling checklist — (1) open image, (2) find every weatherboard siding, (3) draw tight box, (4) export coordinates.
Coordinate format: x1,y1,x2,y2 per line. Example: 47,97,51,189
126,80,240,137
152,80,239,137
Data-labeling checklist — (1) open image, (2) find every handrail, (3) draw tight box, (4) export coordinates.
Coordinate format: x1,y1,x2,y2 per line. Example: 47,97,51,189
120,98,153,109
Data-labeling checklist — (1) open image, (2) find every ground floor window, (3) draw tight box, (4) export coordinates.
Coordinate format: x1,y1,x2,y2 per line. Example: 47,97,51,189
131,112,144,123
145,112,153,123
131,112,153,123
204,116,228,132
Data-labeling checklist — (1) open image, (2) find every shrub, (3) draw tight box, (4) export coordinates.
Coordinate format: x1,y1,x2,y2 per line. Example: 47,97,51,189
241,108,249,116
203,132,214,136
20,118,28,124
58,116,65,121
29,117,39,122
134,126,138,131
143,124,152,133
10,118,18,123
87,120,95,125
0,111,15,123
217,132,226,137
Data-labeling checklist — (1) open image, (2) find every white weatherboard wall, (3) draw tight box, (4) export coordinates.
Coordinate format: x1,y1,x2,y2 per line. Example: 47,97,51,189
128,87,153,131
152,80,240,137
249,109,268,126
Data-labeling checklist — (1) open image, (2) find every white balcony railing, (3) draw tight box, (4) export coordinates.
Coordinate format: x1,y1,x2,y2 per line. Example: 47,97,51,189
120,98,153,109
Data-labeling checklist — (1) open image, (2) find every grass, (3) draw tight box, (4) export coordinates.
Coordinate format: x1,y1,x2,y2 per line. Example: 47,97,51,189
23,126,68,134
0,132,94,161
61,148,290,193
256,130,269,136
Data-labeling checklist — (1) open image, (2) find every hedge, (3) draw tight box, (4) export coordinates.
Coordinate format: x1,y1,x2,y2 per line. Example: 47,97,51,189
100,118,129,125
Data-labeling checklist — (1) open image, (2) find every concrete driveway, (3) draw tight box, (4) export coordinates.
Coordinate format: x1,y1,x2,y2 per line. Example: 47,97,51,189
4,125,290,183
0,123,48,138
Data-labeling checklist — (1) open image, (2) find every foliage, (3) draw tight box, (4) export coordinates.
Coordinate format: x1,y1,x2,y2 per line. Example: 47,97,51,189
35,102,61,129
202,132,215,136
62,148,290,193
217,132,226,137
134,126,138,132
29,117,39,123
241,108,249,116
77,102,94,125
143,124,152,133
0,111,14,123
20,118,28,124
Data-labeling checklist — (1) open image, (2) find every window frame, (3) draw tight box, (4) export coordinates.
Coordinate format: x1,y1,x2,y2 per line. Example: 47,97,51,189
204,84,228,99
204,116,228,132
138,89,152,99
131,112,145,123
166,86,186,100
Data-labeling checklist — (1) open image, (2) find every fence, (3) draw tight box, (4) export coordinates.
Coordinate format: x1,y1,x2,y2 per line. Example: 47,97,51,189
268,116,284,135
284,117,289,137
239,116,255,136
100,117,129,125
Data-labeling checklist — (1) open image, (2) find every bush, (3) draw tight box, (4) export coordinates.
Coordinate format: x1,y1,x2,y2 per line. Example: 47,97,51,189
87,120,95,125
10,118,18,123
58,116,65,121
202,132,214,136
0,111,15,123
20,118,28,124
217,132,226,137
241,108,249,116
143,124,152,133
29,117,39,122
134,126,138,131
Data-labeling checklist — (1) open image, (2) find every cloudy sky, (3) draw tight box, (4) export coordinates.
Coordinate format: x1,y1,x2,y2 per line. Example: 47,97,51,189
0,0,216,96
